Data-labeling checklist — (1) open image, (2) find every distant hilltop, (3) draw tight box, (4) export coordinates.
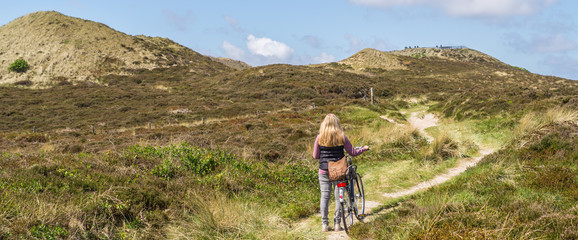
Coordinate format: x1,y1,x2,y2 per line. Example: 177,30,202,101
0,11,236,86
390,47,503,64
330,47,505,73
404,45,467,50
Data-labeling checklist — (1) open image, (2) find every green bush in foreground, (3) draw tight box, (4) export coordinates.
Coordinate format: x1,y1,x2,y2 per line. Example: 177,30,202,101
0,143,318,239
8,59,29,73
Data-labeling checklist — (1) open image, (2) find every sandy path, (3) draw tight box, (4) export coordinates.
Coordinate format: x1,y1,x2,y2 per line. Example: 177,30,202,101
382,148,494,198
407,112,438,142
325,200,381,240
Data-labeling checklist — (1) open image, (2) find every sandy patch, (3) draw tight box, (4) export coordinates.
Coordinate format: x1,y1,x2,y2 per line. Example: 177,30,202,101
407,112,438,142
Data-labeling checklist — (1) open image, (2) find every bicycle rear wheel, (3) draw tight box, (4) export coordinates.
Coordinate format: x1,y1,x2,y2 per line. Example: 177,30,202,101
341,188,354,233
353,173,365,220
340,202,348,233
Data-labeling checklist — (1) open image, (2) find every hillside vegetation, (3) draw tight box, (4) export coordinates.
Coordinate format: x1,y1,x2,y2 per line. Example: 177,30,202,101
390,47,503,64
0,11,577,240
0,11,233,86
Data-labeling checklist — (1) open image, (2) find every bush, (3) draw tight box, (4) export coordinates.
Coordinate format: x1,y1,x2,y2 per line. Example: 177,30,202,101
13,80,33,86
8,59,29,73
30,224,68,240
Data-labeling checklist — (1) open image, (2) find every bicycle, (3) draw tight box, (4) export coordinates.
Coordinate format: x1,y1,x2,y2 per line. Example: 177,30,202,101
336,148,366,233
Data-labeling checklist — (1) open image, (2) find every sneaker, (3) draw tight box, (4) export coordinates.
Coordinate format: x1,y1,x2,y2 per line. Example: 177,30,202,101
322,224,329,232
334,223,343,232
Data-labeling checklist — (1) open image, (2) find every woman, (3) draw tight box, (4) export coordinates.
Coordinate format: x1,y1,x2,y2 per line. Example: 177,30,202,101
313,114,369,232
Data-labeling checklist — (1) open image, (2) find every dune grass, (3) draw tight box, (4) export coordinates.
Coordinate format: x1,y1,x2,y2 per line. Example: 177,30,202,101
349,109,578,239
0,143,319,239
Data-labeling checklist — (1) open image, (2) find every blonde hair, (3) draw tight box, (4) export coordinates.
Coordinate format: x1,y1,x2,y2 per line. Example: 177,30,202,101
318,114,345,147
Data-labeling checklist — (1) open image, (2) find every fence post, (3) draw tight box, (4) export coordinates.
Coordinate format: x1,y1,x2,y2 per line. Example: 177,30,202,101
370,88,374,105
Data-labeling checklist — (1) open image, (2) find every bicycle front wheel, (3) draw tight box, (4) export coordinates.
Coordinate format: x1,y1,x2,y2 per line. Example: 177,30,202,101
353,173,365,220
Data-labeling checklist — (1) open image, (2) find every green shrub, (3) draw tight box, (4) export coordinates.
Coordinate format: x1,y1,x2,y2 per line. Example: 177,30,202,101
151,159,178,180
30,224,68,240
8,59,29,73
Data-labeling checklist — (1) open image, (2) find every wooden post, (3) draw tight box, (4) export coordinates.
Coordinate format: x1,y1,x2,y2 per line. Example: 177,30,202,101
91,125,95,135
33,126,36,133
370,88,374,105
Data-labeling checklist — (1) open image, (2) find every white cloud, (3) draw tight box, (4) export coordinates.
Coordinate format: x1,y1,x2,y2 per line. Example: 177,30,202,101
542,54,578,80
313,52,337,63
302,35,321,48
371,37,391,50
222,41,245,59
223,15,244,32
246,34,295,60
163,10,195,31
223,15,238,27
350,0,558,18
507,33,576,53
531,34,577,53
345,34,366,53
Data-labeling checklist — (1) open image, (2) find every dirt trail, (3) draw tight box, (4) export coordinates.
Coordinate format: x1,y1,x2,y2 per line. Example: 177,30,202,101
326,200,381,240
382,148,494,198
324,111,494,239
379,116,403,126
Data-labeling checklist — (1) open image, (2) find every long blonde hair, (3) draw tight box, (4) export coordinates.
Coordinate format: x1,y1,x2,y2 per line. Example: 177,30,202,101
318,114,345,147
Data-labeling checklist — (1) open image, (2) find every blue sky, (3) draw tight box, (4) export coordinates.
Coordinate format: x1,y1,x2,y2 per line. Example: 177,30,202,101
1,0,577,80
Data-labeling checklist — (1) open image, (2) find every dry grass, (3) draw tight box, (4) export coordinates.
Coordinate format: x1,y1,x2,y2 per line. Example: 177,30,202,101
358,123,418,147
423,133,461,162
336,48,407,71
166,191,309,240
514,107,577,148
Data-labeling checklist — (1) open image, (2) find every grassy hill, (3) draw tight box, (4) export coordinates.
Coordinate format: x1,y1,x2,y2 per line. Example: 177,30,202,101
0,11,577,240
210,57,252,70
390,47,503,64
0,11,234,87
351,112,577,239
